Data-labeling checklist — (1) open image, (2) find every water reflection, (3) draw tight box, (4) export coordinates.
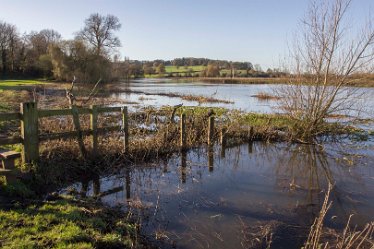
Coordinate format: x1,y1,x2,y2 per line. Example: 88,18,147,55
65,142,374,249
125,168,131,200
180,151,187,184
208,147,214,172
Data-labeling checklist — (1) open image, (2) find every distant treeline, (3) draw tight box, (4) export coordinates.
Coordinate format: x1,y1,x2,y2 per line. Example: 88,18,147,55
0,14,286,83
120,58,288,79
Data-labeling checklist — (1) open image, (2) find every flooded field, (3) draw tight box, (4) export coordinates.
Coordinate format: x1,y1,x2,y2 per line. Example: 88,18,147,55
111,79,374,119
64,138,374,249
49,79,374,248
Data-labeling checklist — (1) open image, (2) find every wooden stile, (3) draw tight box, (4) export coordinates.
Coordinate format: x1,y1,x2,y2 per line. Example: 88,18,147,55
2,103,127,163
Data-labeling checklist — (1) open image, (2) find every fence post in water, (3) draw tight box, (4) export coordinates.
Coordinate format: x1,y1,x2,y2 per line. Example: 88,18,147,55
208,116,215,146
248,126,254,140
90,105,98,155
220,127,227,146
20,102,39,164
121,106,129,153
180,113,186,150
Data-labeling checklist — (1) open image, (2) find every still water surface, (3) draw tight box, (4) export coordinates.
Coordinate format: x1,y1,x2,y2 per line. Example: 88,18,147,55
65,79,374,248
110,79,374,119
65,140,374,249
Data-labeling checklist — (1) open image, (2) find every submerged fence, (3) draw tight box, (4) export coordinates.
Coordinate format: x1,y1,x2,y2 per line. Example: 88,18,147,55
0,102,129,164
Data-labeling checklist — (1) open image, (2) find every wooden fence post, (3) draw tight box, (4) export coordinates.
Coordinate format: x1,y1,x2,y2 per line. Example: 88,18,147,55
208,116,214,146
121,106,129,153
180,113,186,150
220,127,227,146
249,126,254,140
90,105,98,154
71,105,87,158
20,102,39,164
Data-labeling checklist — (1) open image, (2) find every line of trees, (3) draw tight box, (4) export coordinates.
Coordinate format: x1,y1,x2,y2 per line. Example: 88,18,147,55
121,59,287,78
0,13,122,83
1,13,281,81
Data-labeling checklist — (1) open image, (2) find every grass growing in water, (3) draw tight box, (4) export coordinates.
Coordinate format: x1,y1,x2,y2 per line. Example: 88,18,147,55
251,92,281,101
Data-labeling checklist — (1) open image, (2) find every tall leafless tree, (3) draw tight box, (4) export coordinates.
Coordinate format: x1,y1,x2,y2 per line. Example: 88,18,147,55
77,13,121,56
0,21,18,75
277,0,374,142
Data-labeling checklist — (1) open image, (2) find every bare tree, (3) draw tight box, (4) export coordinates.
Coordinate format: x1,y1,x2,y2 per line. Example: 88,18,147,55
277,0,374,142
0,21,18,75
77,13,121,56
65,76,101,159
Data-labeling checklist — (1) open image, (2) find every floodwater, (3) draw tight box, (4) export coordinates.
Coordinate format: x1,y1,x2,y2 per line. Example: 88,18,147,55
63,79,374,248
64,140,374,249
110,79,374,119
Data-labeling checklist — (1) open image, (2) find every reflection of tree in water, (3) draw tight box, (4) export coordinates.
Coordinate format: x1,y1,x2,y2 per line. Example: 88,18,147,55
272,143,371,228
73,142,372,249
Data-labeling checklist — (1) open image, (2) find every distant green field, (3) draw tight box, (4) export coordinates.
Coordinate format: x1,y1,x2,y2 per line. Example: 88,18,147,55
165,65,205,73
0,80,46,91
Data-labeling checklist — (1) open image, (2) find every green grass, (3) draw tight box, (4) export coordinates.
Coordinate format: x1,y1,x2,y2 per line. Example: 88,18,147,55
0,196,137,249
0,80,47,91
0,179,36,199
165,65,205,73
176,106,229,116
237,112,294,129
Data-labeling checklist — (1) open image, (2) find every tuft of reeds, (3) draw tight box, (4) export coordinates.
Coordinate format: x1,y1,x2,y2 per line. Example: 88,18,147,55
304,184,333,249
251,92,281,101
181,94,234,104
303,184,374,249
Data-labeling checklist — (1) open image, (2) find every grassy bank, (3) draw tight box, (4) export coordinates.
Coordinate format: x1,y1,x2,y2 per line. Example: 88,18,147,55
0,80,50,112
0,194,147,249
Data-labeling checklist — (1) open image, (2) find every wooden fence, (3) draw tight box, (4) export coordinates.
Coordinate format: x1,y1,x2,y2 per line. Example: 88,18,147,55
1,102,222,167
0,102,129,164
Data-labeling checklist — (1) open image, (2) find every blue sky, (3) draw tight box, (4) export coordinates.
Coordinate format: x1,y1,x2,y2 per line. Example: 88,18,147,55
1,0,373,69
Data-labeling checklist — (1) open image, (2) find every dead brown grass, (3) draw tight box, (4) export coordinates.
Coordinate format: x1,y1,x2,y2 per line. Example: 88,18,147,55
181,94,233,104
303,184,374,249
251,92,281,101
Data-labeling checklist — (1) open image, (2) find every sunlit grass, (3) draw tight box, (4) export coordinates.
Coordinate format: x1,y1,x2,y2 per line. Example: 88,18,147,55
0,196,137,249
0,79,46,89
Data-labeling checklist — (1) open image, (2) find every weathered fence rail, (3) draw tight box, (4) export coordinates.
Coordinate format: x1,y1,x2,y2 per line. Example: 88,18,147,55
1,102,220,168
0,102,129,164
